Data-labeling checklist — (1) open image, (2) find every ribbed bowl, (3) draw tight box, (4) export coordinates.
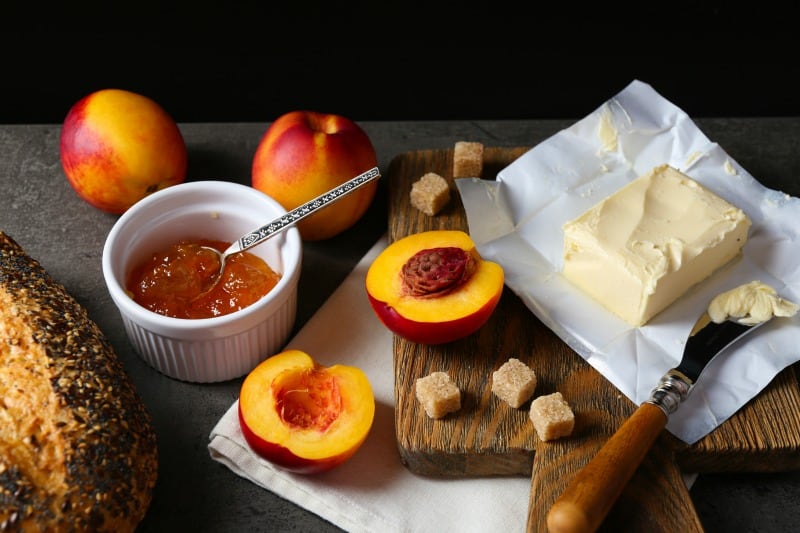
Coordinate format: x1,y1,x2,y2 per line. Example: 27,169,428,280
102,180,302,383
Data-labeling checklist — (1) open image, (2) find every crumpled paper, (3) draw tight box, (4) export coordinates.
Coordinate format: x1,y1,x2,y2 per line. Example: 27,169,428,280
456,79,800,444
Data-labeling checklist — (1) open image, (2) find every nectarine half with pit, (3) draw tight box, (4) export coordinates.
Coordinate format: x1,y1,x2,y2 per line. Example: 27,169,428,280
238,349,375,474
365,230,504,344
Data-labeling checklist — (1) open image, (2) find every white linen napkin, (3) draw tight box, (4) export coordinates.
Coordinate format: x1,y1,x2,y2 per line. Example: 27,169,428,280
208,234,532,533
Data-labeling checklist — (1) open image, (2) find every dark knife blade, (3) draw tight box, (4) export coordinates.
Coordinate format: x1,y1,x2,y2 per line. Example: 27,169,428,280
676,311,758,383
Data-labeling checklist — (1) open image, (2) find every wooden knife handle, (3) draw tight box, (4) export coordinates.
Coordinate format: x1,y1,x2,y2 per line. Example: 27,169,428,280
546,402,668,533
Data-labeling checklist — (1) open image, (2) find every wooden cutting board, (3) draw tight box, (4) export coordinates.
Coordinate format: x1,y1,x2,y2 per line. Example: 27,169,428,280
388,147,800,532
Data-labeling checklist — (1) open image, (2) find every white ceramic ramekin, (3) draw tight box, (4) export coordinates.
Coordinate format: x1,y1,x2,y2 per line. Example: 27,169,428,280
102,180,302,383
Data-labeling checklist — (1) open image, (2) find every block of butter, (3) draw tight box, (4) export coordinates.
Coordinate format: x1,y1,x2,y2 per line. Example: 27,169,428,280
562,164,751,326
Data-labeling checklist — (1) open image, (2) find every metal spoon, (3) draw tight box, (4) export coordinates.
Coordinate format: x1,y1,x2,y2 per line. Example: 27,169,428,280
201,165,380,280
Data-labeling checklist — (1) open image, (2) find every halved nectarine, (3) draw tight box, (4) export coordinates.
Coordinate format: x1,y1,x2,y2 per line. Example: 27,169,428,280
365,230,504,344
238,349,375,474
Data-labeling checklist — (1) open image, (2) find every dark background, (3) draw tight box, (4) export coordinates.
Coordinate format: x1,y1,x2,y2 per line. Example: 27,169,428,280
2,2,799,124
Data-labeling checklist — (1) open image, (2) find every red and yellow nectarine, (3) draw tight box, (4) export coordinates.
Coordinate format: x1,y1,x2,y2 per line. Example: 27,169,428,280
238,349,375,474
60,88,187,214
366,230,504,344
251,110,379,241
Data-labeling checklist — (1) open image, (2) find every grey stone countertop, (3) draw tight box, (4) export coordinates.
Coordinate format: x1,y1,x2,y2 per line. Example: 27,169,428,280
2,118,799,532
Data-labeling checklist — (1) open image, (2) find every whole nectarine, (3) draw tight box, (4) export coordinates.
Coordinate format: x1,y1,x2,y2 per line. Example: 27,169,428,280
366,230,505,344
238,349,375,474
60,88,187,214
251,110,379,241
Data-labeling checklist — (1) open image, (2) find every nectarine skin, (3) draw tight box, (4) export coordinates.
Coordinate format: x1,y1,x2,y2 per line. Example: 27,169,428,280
238,405,352,475
251,110,379,241
367,291,502,345
238,350,375,474
60,89,187,214
365,230,505,344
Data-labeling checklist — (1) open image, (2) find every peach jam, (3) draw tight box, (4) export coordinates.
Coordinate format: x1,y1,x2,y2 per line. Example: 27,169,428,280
126,239,281,319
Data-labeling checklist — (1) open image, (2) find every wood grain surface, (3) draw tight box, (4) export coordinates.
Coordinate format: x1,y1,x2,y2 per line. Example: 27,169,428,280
387,147,800,532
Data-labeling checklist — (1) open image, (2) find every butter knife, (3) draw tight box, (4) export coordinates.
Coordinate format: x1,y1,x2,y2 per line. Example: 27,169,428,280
546,308,779,533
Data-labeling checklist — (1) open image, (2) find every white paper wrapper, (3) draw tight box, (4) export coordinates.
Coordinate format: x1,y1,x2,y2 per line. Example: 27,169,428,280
456,79,800,444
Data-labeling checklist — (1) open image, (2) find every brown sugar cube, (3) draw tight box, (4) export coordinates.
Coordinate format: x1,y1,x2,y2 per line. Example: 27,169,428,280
415,371,461,419
453,141,484,178
410,172,451,216
492,358,537,408
529,392,574,441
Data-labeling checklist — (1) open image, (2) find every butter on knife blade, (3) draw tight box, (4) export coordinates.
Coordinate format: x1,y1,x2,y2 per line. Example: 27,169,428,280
546,281,798,533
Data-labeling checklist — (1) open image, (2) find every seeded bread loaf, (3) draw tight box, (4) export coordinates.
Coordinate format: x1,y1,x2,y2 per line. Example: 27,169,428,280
0,231,158,532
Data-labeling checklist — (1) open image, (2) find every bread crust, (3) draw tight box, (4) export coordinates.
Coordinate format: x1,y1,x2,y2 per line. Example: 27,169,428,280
0,231,158,532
